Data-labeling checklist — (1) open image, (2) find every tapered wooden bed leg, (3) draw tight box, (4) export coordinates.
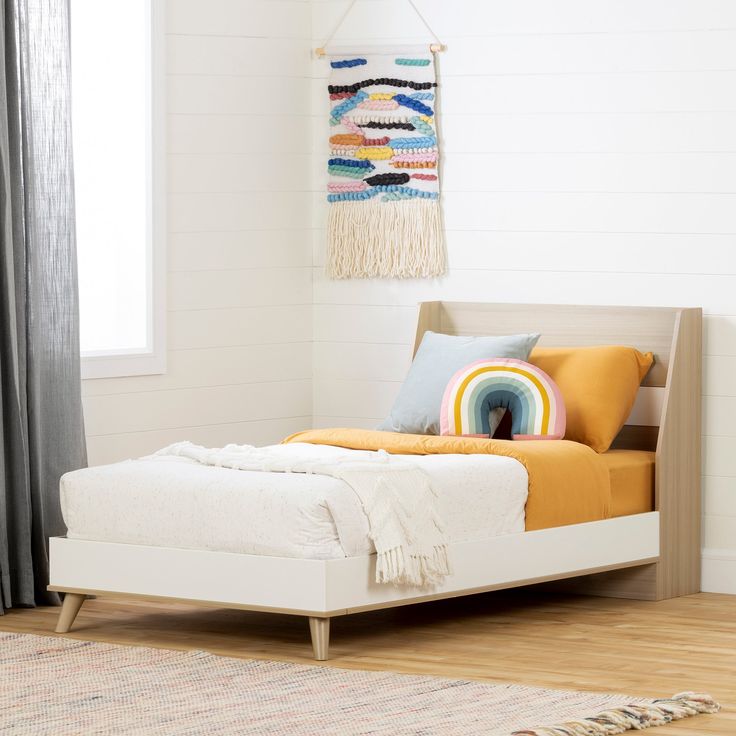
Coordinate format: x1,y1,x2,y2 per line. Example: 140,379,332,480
55,593,86,633
308,617,330,661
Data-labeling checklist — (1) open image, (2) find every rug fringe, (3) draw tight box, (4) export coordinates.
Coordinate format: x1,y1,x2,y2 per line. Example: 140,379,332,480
512,692,720,735
327,199,446,279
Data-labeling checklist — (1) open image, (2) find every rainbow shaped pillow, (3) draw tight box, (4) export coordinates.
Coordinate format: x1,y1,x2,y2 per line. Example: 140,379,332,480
440,358,566,440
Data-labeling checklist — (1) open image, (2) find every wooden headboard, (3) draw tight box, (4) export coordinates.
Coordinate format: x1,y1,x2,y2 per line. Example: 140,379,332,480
413,301,702,599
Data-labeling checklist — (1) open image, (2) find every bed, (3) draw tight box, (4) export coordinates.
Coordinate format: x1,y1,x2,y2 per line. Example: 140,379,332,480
49,302,702,660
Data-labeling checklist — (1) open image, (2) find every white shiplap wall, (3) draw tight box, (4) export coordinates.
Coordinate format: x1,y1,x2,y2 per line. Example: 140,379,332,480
81,0,314,466
310,0,736,592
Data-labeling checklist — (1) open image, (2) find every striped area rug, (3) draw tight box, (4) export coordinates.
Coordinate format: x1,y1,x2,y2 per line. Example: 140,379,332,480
0,632,718,735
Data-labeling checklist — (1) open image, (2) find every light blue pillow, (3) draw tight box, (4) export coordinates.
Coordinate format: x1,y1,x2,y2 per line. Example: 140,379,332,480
378,330,541,435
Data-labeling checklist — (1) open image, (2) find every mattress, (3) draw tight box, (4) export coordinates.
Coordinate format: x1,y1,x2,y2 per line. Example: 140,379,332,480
603,449,655,517
61,443,528,560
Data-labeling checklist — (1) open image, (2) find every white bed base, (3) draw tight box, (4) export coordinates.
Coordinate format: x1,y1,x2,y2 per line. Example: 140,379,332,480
49,512,659,660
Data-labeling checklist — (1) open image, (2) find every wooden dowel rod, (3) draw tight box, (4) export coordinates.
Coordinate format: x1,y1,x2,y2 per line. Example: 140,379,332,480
315,43,445,58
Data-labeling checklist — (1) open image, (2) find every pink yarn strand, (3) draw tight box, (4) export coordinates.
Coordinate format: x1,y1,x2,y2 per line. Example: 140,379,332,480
328,181,368,193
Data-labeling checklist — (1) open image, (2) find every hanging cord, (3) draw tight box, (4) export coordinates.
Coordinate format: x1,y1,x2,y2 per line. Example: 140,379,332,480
318,0,359,53
405,0,442,46
315,0,446,57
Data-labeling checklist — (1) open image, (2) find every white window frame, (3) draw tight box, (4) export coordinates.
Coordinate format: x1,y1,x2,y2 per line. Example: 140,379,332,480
80,0,166,380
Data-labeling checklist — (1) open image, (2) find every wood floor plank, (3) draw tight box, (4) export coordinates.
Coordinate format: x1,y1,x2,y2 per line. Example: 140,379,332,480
1,590,733,734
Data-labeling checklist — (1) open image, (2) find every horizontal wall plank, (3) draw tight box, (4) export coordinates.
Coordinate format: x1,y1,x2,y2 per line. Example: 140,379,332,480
314,342,411,382
167,35,308,77
83,380,312,436
704,316,736,356
313,304,417,344
444,235,735,273
170,114,311,155
168,305,312,349
312,416,379,431
704,436,736,478
703,396,736,438
169,267,311,310
82,343,312,397
436,30,736,75
169,154,312,193
312,0,736,36
167,0,310,38
86,416,310,467
313,379,400,419
436,113,736,155
704,356,736,397
439,71,736,114
703,515,736,549
169,75,310,116
169,192,311,232
704,476,736,517
169,231,312,271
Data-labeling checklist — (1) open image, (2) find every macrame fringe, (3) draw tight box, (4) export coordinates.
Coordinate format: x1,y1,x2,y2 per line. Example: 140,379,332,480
376,544,450,587
512,692,720,736
327,199,447,279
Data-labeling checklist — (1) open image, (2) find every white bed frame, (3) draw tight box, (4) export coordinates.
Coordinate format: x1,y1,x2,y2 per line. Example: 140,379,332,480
49,302,702,660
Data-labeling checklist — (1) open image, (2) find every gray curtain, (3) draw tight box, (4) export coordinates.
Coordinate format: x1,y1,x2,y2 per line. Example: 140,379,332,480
0,0,86,610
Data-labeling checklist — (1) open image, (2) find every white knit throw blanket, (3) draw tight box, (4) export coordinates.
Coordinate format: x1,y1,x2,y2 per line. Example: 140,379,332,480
151,442,450,588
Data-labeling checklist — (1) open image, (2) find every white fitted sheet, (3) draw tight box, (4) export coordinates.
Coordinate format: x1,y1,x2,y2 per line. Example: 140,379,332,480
61,443,528,560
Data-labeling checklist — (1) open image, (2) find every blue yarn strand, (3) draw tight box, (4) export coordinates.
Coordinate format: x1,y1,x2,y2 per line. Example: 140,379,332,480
393,93,434,117
327,186,439,203
331,58,367,69
395,58,431,67
330,91,368,125
327,158,373,169
388,136,437,149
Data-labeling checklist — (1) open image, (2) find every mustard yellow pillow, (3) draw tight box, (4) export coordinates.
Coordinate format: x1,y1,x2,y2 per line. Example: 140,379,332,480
528,346,654,453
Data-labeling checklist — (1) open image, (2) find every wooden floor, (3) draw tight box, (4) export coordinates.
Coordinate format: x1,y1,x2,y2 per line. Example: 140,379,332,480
1,589,733,734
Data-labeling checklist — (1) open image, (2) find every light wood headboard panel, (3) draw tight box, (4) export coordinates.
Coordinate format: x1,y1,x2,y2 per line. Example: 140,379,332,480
413,301,703,599
413,302,678,387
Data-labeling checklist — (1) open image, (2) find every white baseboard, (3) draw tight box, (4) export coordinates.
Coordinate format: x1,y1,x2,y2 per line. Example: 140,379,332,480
701,548,736,595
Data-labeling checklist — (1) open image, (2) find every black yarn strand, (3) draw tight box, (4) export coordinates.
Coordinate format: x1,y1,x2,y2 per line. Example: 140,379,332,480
364,173,411,187
363,121,416,130
328,78,437,94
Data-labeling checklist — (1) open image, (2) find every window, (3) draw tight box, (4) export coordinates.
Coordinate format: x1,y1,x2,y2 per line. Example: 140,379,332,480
71,0,165,379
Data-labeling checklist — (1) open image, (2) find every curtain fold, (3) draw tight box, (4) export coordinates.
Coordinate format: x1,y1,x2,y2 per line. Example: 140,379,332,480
0,0,87,609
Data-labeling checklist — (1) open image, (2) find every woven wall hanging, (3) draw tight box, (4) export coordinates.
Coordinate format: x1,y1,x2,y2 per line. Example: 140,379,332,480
317,2,447,279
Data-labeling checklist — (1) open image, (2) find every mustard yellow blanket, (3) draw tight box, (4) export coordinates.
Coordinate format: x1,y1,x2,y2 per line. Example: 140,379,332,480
284,429,611,531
